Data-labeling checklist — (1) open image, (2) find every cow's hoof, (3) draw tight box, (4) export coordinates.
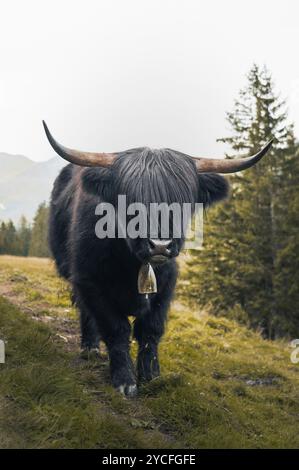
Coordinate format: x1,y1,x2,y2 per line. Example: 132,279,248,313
117,384,138,398
111,362,137,397
80,347,100,360
138,370,160,384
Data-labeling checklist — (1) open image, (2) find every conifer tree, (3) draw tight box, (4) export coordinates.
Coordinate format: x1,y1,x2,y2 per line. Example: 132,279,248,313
0,220,19,255
29,202,51,258
0,221,7,254
17,216,31,256
186,65,298,338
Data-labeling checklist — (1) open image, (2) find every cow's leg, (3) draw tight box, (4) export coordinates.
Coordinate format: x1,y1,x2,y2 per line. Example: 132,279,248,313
134,301,168,383
80,307,101,358
103,321,136,397
74,283,137,397
73,287,100,357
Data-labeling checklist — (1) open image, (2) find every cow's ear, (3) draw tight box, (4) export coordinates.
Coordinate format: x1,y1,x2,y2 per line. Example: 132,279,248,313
197,174,229,207
81,167,112,200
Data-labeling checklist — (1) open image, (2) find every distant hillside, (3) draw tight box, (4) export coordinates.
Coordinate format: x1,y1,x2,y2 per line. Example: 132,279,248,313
0,153,66,223
0,153,34,184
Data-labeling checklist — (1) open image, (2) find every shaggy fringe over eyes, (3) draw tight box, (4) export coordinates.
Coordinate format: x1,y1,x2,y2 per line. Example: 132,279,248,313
113,148,199,207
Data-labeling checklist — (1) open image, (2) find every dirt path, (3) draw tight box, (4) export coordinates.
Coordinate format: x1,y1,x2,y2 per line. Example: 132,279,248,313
0,280,80,352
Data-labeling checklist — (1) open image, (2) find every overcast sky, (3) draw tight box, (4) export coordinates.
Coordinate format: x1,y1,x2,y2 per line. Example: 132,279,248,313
0,0,298,162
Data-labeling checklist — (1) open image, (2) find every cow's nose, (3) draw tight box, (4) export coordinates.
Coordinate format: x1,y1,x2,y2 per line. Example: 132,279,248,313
149,239,172,257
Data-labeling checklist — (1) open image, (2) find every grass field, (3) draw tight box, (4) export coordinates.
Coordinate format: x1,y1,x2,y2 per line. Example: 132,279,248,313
0,255,298,449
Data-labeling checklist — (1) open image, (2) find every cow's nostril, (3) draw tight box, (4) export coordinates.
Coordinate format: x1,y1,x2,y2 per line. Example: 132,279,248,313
148,239,156,249
165,239,172,249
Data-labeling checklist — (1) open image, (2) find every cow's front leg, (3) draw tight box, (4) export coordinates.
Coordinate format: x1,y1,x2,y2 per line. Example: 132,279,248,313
104,321,137,397
74,282,137,397
136,337,160,383
134,300,168,383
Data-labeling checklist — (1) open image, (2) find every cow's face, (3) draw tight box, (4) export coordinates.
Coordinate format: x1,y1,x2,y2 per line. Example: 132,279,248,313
109,148,228,264
80,147,229,264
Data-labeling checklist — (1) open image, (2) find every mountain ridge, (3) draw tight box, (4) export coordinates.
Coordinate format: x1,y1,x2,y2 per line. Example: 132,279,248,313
0,152,66,223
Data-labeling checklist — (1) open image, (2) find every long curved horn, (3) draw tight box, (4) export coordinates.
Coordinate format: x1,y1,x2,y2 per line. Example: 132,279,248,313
42,121,116,167
193,139,273,173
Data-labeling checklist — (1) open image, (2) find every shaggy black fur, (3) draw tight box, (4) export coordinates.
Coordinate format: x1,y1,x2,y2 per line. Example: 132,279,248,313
49,147,228,396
